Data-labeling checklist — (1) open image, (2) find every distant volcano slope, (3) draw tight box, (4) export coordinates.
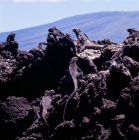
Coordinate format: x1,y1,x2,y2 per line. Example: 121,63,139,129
0,27,139,140
0,11,139,50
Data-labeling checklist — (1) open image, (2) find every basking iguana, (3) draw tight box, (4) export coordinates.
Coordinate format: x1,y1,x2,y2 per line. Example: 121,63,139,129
40,96,52,126
37,90,54,126
47,26,76,56
127,28,139,42
72,28,104,52
48,26,66,42
111,28,139,60
63,57,83,121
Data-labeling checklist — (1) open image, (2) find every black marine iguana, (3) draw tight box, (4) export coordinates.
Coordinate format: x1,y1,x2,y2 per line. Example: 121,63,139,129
48,26,65,42
63,57,83,121
127,28,139,42
48,26,76,56
72,28,104,52
6,32,16,42
111,28,139,60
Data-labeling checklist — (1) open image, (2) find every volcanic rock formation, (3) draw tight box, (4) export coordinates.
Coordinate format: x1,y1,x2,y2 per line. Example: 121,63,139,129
0,27,139,140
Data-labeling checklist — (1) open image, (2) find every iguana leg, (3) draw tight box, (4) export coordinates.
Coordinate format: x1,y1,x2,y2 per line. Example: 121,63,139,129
35,110,41,123
42,112,49,126
80,44,86,52
77,66,82,72
77,71,83,78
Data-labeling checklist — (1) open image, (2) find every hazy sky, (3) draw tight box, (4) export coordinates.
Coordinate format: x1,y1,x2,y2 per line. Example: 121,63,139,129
0,0,139,32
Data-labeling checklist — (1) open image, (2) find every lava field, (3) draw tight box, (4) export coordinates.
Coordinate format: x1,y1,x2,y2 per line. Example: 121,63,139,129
0,27,139,140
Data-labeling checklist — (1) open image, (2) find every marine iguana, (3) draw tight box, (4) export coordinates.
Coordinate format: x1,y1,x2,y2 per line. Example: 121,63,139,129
37,90,54,126
47,26,76,56
6,32,16,42
72,28,104,52
35,90,55,126
63,57,83,121
48,26,65,42
111,28,139,60
127,28,139,42
6,32,18,53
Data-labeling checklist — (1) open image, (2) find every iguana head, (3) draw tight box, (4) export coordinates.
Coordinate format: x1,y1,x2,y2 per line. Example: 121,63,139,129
127,28,135,34
72,28,81,33
7,32,16,41
70,57,78,64
8,32,16,39
44,90,55,96
48,26,58,32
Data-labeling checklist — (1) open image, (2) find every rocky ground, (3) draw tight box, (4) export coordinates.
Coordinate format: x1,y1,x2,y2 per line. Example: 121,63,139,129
0,29,139,140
